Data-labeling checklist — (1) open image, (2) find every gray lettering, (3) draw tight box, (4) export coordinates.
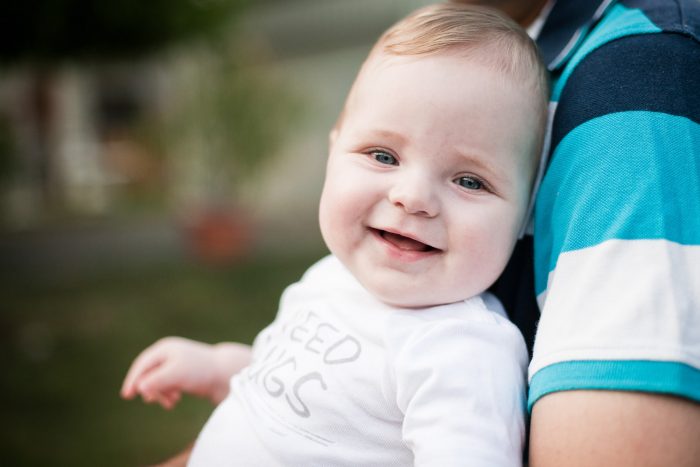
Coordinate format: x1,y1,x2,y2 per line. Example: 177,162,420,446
262,356,296,397
305,322,339,354
248,346,284,383
289,310,318,343
285,372,327,418
324,335,361,364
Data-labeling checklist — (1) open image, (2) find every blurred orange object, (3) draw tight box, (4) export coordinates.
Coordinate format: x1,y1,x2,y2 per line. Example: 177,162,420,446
184,206,253,264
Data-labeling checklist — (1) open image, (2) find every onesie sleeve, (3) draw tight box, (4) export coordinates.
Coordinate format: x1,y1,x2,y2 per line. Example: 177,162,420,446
388,302,528,467
530,32,700,408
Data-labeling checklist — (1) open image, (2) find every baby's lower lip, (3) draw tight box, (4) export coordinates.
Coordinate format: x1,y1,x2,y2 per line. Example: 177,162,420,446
369,228,441,260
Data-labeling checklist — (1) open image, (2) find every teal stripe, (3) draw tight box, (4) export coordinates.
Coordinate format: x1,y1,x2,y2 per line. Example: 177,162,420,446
528,360,700,411
534,111,700,294
551,4,661,102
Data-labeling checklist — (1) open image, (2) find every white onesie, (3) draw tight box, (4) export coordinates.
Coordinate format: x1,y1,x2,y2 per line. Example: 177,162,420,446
189,255,528,466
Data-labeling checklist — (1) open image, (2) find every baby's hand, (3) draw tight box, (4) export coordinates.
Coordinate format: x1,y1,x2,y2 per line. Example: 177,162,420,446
120,337,251,409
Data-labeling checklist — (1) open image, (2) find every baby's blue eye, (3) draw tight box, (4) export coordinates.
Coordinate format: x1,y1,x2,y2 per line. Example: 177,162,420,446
455,176,483,190
372,151,398,165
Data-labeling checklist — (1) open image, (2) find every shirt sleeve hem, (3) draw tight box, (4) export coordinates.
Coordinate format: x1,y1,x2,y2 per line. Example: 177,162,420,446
527,360,700,412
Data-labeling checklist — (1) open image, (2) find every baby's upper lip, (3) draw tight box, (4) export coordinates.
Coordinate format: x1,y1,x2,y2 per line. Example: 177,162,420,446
370,227,442,252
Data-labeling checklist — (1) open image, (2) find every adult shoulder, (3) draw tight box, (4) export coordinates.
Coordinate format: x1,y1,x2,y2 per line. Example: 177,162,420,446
551,30,700,150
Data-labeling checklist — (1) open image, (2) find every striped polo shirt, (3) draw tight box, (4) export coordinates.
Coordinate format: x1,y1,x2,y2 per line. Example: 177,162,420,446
492,0,700,410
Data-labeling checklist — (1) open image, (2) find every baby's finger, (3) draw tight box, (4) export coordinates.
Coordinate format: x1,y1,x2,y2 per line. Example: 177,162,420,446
121,345,167,398
139,385,180,409
159,390,182,410
147,391,175,409
135,360,183,397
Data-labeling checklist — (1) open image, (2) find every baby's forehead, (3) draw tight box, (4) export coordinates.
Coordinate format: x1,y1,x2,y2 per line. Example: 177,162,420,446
357,48,532,96
340,51,544,177
348,50,537,114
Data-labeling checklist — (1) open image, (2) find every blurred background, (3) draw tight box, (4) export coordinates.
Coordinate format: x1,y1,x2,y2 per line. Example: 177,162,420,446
0,0,433,465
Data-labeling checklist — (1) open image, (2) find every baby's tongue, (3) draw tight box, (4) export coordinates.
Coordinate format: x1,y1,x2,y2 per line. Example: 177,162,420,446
382,231,429,251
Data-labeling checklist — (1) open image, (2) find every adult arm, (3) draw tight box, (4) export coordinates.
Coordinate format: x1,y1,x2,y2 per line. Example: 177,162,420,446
529,27,700,466
530,391,700,467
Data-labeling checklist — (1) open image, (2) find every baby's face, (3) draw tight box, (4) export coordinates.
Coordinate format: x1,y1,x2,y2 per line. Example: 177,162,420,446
319,53,540,307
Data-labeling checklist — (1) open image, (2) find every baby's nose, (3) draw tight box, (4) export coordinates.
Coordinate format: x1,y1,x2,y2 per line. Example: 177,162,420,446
388,175,439,217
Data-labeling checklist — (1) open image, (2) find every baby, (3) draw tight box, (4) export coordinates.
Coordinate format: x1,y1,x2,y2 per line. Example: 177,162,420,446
122,3,548,466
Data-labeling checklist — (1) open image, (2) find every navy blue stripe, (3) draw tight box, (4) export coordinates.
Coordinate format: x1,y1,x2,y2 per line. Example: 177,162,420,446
551,32,700,152
537,0,609,67
621,0,700,37
489,236,537,357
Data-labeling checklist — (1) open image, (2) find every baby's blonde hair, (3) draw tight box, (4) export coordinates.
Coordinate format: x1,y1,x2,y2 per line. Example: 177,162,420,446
374,3,548,115
336,4,549,168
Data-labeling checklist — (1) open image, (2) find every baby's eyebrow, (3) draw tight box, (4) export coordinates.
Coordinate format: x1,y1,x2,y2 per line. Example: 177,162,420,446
361,128,408,146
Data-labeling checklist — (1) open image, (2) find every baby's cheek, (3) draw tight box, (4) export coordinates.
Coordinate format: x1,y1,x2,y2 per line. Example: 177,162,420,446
485,231,520,282
461,229,512,289
319,189,357,253
318,190,338,246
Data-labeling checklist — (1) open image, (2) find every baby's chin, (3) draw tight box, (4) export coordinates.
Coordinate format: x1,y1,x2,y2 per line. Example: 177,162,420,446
349,267,483,309
369,285,474,310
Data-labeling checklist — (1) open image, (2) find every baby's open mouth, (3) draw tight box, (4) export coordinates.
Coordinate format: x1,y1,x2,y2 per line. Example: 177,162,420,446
372,228,439,253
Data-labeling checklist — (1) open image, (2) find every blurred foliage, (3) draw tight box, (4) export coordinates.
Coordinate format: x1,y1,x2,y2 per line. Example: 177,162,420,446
0,249,326,466
0,0,303,221
0,0,250,63
214,50,301,184
165,41,303,199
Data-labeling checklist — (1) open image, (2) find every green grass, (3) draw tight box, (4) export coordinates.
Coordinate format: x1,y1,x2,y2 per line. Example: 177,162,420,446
0,249,326,466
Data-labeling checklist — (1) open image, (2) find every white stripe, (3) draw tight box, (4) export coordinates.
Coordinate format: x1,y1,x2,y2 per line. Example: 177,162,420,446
530,239,700,379
526,0,556,39
550,28,582,69
548,0,615,69
593,0,616,22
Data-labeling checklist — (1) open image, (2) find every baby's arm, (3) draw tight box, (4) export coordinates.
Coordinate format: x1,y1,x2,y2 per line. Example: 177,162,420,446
120,337,251,408
393,308,528,466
